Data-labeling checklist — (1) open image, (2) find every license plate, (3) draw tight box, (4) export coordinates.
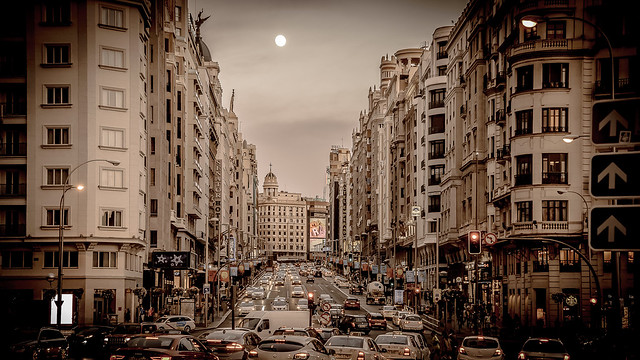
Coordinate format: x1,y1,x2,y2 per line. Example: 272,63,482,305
336,354,351,359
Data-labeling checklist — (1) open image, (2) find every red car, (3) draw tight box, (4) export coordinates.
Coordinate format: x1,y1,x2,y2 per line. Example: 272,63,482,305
344,297,360,310
368,312,387,329
108,334,218,360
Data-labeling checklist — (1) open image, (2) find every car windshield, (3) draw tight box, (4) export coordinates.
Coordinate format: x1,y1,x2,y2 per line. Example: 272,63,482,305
405,315,421,321
204,331,244,341
273,300,287,306
112,325,140,334
522,339,566,353
326,337,364,348
238,317,261,330
298,299,308,305
354,317,368,323
463,338,499,348
258,340,304,352
376,335,408,345
126,336,174,349
77,327,109,336
383,306,395,311
293,287,303,292
241,302,254,307
273,330,307,336
370,315,384,319
331,304,343,309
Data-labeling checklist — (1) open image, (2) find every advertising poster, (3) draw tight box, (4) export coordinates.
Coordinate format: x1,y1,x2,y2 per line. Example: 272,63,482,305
394,290,404,305
309,218,326,238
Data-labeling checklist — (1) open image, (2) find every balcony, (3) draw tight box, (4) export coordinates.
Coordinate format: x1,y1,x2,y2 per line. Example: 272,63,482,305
0,143,26,156
170,209,186,229
428,100,444,109
560,259,581,272
514,128,532,136
533,261,549,273
496,109,506,126
542,172,568,184
541,126,567,133
496,71,506,86
0,101,27,118
429,126,445,135
0,223,26,237
460,104,467,117
594,78,637,96
496,145,510,163
0,183,26,196
429,151,445,159
428,176,442,186
514,173,532,186
436,51,448,60
428,205,440,213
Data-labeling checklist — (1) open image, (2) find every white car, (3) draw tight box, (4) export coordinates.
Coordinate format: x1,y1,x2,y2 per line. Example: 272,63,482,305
252,288,266,300
457,335,504,360
297,298,309,310
399,314,423,331
291,286,305,298
239,301,256,316
375,333,422,360
392,311,412,326
245,286,259,299
260,278,270,286
272,297,288,311
325,335,386,360
153,315,196,332
382,305,398,320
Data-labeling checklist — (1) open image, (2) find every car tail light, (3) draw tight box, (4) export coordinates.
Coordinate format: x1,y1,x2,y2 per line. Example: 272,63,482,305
563,355,570,360
458,347,466,354
109,356,125,360
494,349,502,356
294,353,310,360
149,357,171,360
518,352,526,360
249,350,258,358
357,351,365,360
403,348,411,356
226,343,244,351
351,322,356,327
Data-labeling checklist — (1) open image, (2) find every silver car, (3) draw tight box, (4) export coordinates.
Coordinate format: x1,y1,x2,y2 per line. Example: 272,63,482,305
375,333,421,360
324,335,387,360
249,335,332,360
238,301,256,316
457,336,504,360
252,288,266,300
272,297,289,311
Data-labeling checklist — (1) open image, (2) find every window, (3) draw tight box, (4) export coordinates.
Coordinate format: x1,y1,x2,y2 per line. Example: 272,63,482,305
150,168,155,186
101,209,123,227
429,115,445,134
559,248,580,272
44,44,70,65
524,26,538,41
429,165,444,185
177,91,182,110
429,140,445,159
516,201,532,222
175,6,182,23
150,230,157,247
150,199,158,216
437,66,447,76
150,137,155,154
546,21,566,40
429,89,445,109
100,169,124,188
100,128,125,148
93,251,117,268
542,108,568,132
542,153,567,184
101,88,125,109
46,127,70,145
43,251,78,268
100,47,124,68
45,86,70,105
100,7,124,28
543,63,569,88
533,248,549,272
45,208,69,226
46,168,69,185
515,155,532,186
1,251,32,268
42,2,71,25
542,200,567,221
515,110,533,135
428,195,441,212
516,65,533,92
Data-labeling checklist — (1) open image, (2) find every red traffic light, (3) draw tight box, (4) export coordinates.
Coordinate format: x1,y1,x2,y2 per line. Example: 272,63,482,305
468,230,481,254
308,292,314,301
590,298,598,305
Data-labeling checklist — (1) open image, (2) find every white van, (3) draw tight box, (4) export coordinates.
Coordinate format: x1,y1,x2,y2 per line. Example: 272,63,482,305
238,311,309,338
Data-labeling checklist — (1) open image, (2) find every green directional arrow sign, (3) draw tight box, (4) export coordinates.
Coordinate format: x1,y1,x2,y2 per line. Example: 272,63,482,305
589,206,640,251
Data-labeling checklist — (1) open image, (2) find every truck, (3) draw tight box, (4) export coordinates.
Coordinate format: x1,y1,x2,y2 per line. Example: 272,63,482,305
366,281,386,305
237,311,309,338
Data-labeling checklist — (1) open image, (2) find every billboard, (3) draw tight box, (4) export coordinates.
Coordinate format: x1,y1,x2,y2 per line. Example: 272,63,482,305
310,218,326,238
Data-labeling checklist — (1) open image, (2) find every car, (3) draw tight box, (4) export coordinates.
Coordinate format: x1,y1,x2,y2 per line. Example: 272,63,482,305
249,335,333,360
297,298,309,310
272,297,289,311
392,311,412,326
337,314,371,335
344,297,360,310
110,334,216,359
272,328,324,343
367,313,387,330
349,285,365,295
67,325,114,358
245,286,259,298
325,335,387,360
239,301,256,316
274,278,285,286
154,315,197,332
6,327,69,360
397,332,430,360
103,322,159,352
517,338,570,360
323,270,333,277
381,306,398,320
260,278,271,286
199,328,262,360
319,294,335,304
399,315,423,331
292,278,303,285
252,288,267,300
315,270,323,277
375,333,421,360
292,286,305,298
300,270,309,277
307,276,315,283
457,335,504,360
316,328,342,344
329,303,345,320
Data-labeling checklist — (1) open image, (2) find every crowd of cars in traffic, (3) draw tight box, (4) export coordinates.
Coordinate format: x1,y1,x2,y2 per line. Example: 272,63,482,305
2,261,573,360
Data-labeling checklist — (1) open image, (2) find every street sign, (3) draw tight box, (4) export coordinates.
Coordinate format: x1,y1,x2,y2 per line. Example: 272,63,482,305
203,284,210,295
591,98,640,144
320,312,331,325
484,232,497,245
433,289,441,302
394,290,404,305
411,205,421,217
590,152,640,198
321,302,331,312
589,206,640,251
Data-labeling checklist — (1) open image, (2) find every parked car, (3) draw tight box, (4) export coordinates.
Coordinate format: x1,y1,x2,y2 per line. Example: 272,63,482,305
7,327,69,360
337,314,371,335
457,335,504,360
517,338,570,360
239,301,256,316
381,306,398,320
110,334,216,359
399,315,423,331
67,325,113,358
272,328,324,343
344,297,361,310
199,328,262,360
249,335,333,360
367,313,387,330
292,286,305,298
325,335,387,360
375,333,421,360
349,285,365,295
315,328,342,344
154,315,197,332
104,322,158,353
272,297,289,311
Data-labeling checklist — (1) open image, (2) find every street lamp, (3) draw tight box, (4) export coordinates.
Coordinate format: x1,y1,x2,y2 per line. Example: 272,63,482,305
562,134,590,143
56,159,119,329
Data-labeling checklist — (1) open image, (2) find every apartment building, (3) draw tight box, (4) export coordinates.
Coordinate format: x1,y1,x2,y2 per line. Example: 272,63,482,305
327,146,350,258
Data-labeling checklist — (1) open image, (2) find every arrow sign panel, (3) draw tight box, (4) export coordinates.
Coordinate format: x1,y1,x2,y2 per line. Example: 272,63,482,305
592,98,640,144
589,206,640,251
590,152,640,197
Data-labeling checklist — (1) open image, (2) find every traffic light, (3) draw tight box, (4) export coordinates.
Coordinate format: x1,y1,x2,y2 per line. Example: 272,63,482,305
468,230,481,254
348,253,353,262
308,292,314,302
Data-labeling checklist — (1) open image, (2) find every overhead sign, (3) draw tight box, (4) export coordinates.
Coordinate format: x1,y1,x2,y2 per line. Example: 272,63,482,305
591,98,640,144
151,251,192,269
589,206,640,251
590,152,640,197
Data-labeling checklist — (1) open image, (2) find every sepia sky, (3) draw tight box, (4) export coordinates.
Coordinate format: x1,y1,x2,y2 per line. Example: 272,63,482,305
190,0,468,198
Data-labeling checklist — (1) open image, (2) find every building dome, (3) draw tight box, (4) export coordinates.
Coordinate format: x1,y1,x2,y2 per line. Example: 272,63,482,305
264,171,278,187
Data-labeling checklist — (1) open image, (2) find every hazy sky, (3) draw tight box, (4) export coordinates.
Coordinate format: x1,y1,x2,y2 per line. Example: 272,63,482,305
191,0,468,198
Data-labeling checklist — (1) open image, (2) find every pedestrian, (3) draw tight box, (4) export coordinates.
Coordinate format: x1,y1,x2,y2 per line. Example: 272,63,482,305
124,308,131,322
147,307,155,321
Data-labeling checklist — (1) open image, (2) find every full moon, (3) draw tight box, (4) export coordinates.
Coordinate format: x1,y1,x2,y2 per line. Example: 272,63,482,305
275,35,286,47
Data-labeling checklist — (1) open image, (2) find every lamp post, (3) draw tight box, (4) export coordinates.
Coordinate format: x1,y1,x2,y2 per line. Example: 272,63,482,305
204,217,219,328
428,218,440,315
56,159,119,329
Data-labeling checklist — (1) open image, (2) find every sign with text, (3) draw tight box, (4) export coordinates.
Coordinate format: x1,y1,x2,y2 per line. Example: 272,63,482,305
589,206,640,251
591,98,640,144
590,152,640,198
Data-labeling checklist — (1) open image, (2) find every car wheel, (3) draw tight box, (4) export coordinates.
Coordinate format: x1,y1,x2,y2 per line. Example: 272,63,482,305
184,325,191,332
